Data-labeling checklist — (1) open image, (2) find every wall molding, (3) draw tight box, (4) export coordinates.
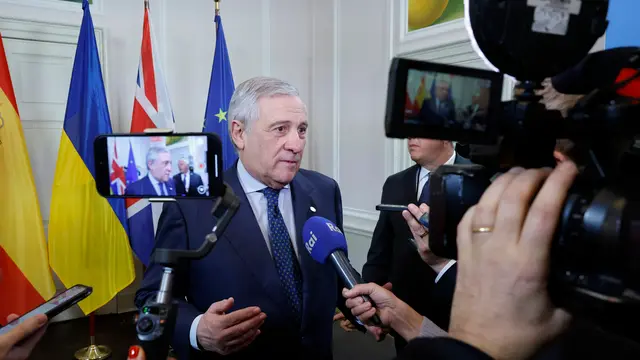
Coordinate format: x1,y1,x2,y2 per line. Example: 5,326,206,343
343,207,378,237
0,0,104,15
331,0,340,183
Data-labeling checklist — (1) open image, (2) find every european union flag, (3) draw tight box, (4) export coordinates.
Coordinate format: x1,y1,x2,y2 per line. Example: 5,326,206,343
203,14,237,169
126,141,138,185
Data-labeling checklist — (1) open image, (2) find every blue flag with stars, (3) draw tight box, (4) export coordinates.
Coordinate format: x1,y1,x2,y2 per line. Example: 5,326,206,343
203,14,237,169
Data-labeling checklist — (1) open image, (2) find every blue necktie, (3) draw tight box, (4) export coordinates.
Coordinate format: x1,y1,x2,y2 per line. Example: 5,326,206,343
418,174,430,205
261,187,303,322
161,183,167,196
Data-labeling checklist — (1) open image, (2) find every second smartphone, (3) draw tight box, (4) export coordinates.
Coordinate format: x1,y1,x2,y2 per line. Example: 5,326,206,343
94,132,225,198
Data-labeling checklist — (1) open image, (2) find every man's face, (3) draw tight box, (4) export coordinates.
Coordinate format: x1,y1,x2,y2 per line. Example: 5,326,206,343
149,152,172,182
233,95,307,188
408,138,449,164
178,160,188,173
436,82,450,101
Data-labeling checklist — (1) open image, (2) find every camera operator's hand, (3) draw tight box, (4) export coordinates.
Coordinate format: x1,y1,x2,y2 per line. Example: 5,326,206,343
343,282,424,342
402,204,451,273
449,163,577,360
196,298,266,355
0,314,48,360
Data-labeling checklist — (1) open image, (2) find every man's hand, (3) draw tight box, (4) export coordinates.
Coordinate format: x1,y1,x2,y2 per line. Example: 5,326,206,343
343,282,423,342
196,298,266,355
402,203,451,273
450,164,577,360
332,312,357,332
0,314,48,360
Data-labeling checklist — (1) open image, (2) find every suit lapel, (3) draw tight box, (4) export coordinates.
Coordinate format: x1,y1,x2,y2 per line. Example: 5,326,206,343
290,173,325,328
403,164,421,204
221,163,290,310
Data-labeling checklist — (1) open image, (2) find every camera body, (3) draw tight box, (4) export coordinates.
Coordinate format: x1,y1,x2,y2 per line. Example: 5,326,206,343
385,0,640,326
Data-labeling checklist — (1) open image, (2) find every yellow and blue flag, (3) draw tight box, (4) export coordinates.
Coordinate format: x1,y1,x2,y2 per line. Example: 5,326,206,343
203,14,237,169
47,0,134,314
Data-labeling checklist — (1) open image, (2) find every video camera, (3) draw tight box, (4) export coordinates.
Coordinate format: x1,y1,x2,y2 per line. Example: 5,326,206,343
385,0,640,331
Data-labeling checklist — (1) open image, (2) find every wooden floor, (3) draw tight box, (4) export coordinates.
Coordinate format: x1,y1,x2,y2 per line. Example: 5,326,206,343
30,312,397,360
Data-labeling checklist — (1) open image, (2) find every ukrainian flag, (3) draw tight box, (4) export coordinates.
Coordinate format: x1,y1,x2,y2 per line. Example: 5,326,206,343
47,0,134,314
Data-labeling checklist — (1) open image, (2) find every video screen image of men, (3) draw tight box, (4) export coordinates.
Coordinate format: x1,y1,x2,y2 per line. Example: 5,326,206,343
107,135,209,197
404,69,492,132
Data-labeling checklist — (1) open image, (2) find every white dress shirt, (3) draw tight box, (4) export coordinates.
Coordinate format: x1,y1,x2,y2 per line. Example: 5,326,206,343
190,159,299,349
417,152,457,284
148,174,167,196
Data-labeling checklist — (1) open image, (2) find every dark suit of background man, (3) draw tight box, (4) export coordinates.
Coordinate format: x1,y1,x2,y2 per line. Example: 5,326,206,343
173,158,204,196
361,138,470,353
419,79,456,126
136,76,362,360
125,146,176,196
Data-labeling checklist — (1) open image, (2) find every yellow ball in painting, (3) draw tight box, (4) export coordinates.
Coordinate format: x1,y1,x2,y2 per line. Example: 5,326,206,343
408,0,449,30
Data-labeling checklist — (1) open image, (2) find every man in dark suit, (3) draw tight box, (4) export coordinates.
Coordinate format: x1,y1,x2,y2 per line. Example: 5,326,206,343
353,138,470,353
135,77,364,360
173,158,205,196
419,80,456,126
125,146,176,196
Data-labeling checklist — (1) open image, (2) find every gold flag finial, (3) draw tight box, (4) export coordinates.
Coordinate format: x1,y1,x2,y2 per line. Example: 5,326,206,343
215,0,220,16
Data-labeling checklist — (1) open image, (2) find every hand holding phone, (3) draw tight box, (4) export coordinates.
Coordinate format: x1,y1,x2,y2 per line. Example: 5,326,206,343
0,313,47,360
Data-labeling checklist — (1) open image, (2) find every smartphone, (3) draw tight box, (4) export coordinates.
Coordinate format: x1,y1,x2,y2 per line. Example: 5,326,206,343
94,133,224,198
376,204,430,228
0,285,92,335
375,204,409,212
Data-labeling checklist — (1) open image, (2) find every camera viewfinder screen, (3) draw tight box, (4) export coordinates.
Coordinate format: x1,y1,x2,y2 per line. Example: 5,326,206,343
405,69,493,133
107,135,211,197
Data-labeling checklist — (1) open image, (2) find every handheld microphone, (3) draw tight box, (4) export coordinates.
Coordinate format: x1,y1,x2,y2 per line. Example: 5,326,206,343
302,216,382,327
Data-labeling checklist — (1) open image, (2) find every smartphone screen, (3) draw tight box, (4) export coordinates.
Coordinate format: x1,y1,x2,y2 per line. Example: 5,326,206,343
94,133,224,198
0,285,92,335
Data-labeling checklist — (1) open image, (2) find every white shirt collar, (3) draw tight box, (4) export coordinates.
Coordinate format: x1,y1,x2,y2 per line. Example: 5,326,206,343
237,159,290,194
420,151,457,180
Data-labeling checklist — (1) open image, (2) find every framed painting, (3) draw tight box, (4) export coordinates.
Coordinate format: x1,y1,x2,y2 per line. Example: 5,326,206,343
407,0,464,32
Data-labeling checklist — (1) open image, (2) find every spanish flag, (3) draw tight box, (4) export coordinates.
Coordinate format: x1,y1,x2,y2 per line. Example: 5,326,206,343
47,0,134,314
0,33,56,325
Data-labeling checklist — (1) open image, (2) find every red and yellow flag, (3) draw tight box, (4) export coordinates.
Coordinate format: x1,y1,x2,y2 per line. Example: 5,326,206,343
0,33,56,324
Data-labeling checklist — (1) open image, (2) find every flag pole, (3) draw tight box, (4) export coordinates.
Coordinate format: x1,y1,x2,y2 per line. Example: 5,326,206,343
74,312,111,360
215,0,220,16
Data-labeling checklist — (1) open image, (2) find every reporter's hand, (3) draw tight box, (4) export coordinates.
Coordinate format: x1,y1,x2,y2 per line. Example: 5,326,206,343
0,314,48,360
343,282,423,342
196,298,266,355
402,203,451,273
334,282,393,335
449,163,577,360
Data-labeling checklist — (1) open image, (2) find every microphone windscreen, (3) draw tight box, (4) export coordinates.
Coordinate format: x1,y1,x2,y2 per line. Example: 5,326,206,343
302,216,348,264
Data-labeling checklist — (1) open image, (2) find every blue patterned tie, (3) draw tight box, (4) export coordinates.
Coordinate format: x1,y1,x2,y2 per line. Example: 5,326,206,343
261,187,303,322
418,174,430,205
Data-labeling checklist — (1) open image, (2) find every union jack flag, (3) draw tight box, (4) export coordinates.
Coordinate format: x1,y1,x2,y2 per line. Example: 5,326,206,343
127,2,174,266
110,141,126,195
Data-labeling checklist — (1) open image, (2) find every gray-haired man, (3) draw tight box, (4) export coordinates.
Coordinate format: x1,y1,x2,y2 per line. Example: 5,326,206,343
136,76,363,359
125,146,176,196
